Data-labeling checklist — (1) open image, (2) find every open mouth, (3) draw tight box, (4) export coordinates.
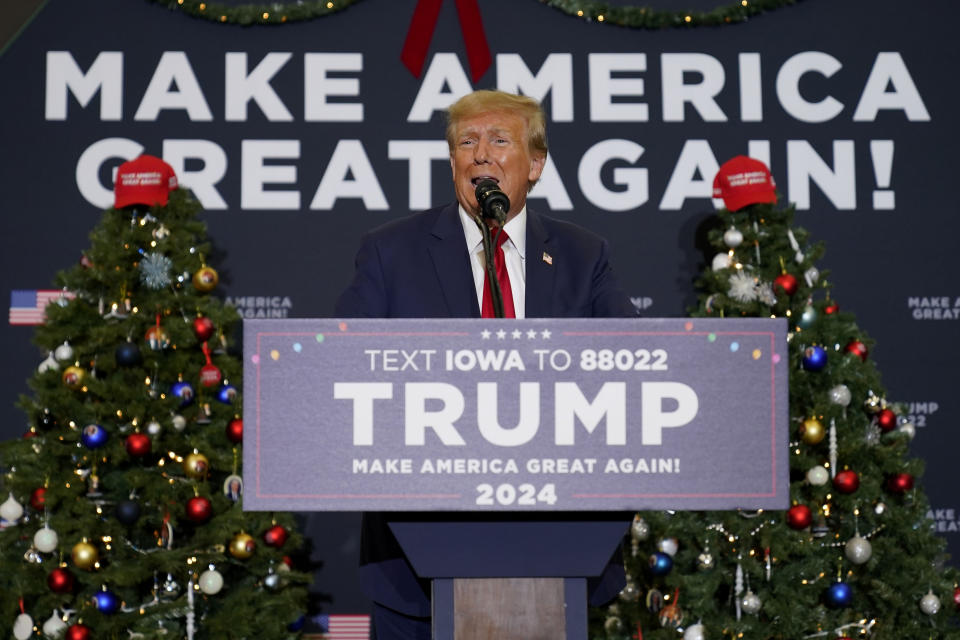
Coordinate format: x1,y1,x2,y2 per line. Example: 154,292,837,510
471,176,499,186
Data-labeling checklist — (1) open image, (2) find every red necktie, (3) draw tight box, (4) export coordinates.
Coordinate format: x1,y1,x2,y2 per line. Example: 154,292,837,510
481,229,516,318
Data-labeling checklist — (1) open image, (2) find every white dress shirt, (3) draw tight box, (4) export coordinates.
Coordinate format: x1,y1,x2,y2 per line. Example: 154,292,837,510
458,204,526,319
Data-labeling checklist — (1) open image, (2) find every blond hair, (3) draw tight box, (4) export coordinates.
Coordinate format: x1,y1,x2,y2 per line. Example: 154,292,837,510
445,90,548,159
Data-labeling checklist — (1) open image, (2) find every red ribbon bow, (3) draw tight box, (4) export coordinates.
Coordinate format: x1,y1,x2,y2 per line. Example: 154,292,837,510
401,0,492,83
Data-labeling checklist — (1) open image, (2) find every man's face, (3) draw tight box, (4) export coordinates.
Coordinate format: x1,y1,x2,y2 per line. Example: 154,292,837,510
450,110,546,222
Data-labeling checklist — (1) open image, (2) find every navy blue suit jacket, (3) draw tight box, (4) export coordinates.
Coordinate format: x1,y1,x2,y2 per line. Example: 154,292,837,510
335,202,636,320
335,202,635,617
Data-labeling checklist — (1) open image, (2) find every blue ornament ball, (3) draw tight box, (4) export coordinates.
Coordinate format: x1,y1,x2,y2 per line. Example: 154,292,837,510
287,615,306,632
648,551,673,576
93,588,120,614
801,345,827,372
171,381,195,406
115,499,141,525
115,341,142,367
80,424,108,449
217,384,238,405
824,581,853,608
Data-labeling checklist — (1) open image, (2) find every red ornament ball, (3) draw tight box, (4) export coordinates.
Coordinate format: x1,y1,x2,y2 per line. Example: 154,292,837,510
786,504,812,530
833,470,860,494
773,273,798,296
887,473,914,494
824,301,839,314
226,418,243,444
263,524,289,548
844,339,869,361
193,316,215,341
953,585,960,609
30,486,47,510
186,496,213,523
66,624,91,640
876,408,897,432
200,363,223,387
125,433,151,457
48,567,74,593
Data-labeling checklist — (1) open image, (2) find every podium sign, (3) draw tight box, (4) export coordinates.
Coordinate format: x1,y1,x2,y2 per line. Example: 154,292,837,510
243,318,788,511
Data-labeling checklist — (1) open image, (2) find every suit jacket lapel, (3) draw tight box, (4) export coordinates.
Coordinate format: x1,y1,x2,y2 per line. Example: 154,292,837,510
525,210,556,317
428,203,481,318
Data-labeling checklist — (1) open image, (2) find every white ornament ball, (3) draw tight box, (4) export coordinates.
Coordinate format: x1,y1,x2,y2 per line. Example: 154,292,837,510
54,342,74,361
711,252,732,271
38,352,59,373
172,414,187,432
146,420,162,436
919,591,941,615
683,622,706,640
42,610,68,636
844,535,872,565
898,420,916,440
13,613,33,640
199,568,224,595
723,228,743,248
658,537,679,557
829,384,852,407
0,493,24,523
33,526,59,553
740,590,762,614
806,465,829,486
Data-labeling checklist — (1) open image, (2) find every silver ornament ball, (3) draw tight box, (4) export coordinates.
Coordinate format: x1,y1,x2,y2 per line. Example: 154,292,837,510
919,591,941,615
723,228,743,248
844,535,872,565
199,568,224,595
829,384,852,407
683,623,706,640
806,465,829,486
658,537,679,557
711,252,732,271
740,590,762,615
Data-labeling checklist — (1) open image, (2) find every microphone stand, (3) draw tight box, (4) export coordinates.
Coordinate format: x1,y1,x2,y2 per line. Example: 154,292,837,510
473,215,505,318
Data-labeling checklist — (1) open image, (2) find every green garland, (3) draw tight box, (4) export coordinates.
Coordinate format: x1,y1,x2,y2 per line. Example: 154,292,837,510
542,0,800,28
146,0,361,25
148,0,798,27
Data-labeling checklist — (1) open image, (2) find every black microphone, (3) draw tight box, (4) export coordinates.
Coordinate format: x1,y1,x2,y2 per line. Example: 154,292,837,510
474,179,510,225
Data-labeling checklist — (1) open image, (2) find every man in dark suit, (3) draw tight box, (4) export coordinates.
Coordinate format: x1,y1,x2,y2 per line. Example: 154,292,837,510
335,90,635,639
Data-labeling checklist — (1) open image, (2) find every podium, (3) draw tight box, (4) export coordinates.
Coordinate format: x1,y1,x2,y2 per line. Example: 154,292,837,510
243,317,789,638
389,516,630,638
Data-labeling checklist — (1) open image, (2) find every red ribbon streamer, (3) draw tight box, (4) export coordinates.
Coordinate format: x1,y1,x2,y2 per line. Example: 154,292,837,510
401,0,492,83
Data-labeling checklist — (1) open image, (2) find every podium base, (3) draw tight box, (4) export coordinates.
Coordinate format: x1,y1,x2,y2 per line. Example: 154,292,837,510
433,577,586,639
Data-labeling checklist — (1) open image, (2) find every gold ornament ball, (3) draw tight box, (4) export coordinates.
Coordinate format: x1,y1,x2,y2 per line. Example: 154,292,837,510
193,266,219,292
183,452,209,479
71,540,98,570
800,417,825,444
229,532,256,559
61,365,86,390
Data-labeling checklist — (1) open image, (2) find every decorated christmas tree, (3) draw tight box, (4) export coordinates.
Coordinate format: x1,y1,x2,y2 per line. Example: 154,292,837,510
0,156,308,639
600,157,960,639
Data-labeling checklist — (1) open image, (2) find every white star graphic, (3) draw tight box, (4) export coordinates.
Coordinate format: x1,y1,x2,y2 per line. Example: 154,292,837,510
512,329,523,339
540,329,552,339
496,329,507,340
527,329,538,339
481,329,491,339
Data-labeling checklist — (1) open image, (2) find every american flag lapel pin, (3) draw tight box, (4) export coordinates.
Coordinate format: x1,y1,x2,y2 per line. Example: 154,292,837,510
542,251,553,265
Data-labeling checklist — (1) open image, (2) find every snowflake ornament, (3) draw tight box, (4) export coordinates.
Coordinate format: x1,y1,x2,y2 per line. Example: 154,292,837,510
139,252,173,289
727,271,757,303
756,282,777,306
